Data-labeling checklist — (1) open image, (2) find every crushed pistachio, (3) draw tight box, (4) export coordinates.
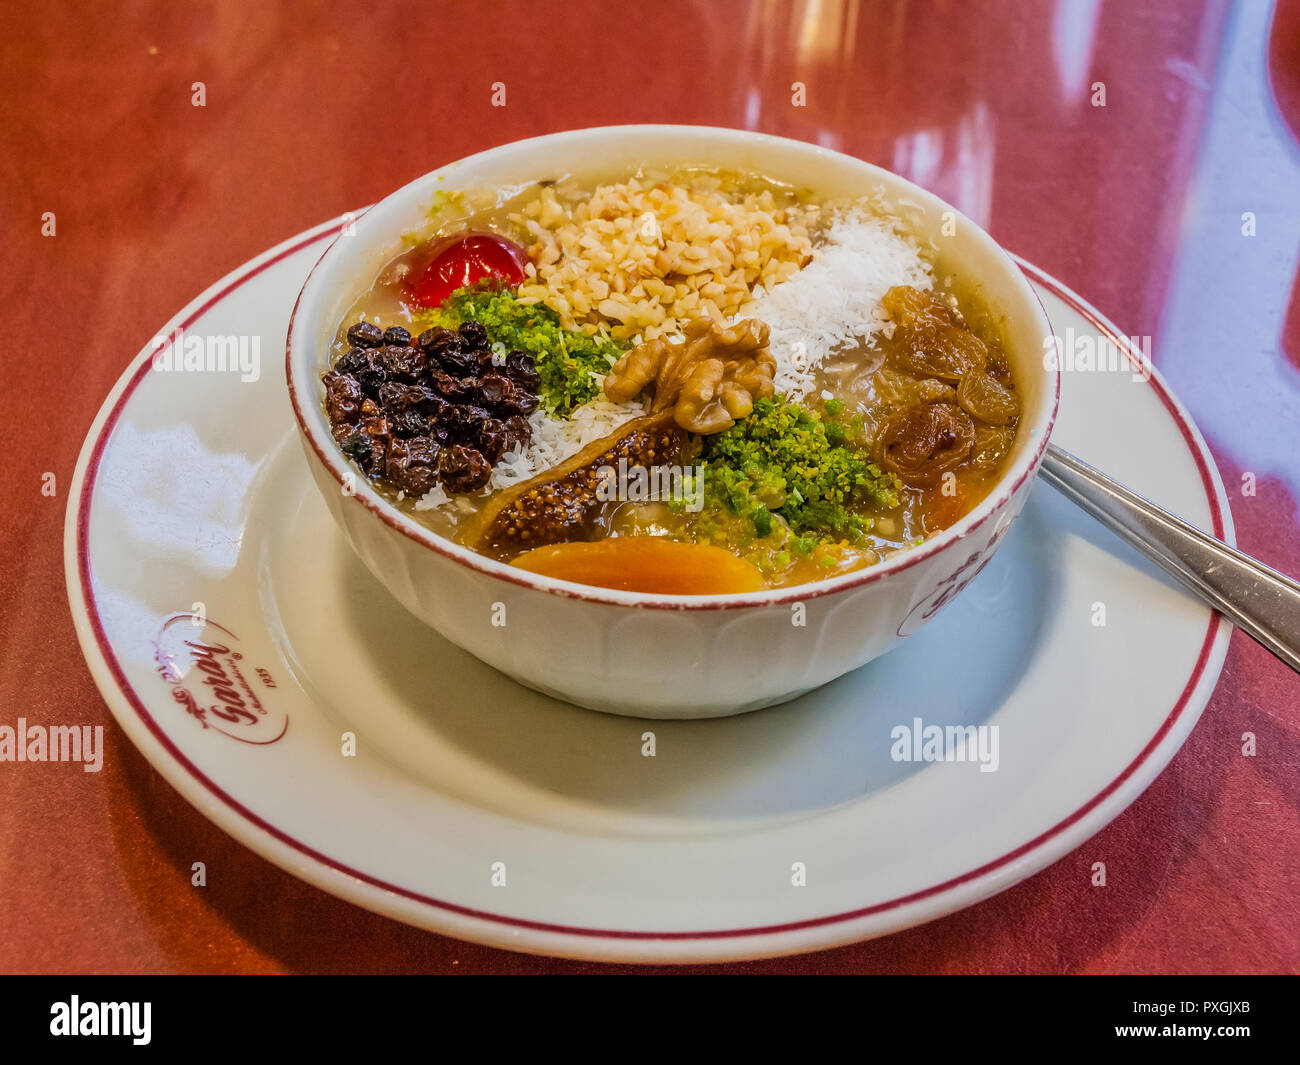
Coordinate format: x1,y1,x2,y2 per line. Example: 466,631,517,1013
413,286,629,416
701,395,901,541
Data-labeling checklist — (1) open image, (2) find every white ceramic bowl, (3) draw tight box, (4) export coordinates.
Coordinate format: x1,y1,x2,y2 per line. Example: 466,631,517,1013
287,125,1058,719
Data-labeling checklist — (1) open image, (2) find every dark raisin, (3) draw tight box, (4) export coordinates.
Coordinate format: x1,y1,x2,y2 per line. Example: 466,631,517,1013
407,435,442,465
435,344,478,377
383,382,448,436
334,346,367,375
458,376,486,406
346,321,384,348
352,349,386,395
390,409,431,437
442,404,491,440
417,326,458,352
361,413,391,454
501,414,533,451
504,350,541,390
324,372,363,429
430,370,477,403
420,393,452,424
495,379,539,416
457,321,488,349
475,417,511,464
378,381,432,410
385,436,441,496
418,327,478,375
334,311,524,490
343,414,389,475
439,444,492,493
416,392,457,431
380,344,424,381
339,426,371,466
436,405,471,438
478,372,511,407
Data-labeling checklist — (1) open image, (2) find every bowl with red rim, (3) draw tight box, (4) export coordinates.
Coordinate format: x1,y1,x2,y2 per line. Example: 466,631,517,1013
286,125,1058,719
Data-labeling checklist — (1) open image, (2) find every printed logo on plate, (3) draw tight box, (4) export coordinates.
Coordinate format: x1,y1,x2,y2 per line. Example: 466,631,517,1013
153,613,288,744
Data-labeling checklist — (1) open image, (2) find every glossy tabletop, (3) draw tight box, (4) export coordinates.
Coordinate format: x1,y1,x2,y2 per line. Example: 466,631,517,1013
1,0,1297,973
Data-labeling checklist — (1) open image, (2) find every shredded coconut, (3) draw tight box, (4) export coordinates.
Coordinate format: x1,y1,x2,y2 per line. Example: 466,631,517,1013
746,209,932,400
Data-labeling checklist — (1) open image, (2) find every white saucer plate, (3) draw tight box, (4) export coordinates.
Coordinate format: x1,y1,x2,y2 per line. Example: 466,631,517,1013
65,217,1232,963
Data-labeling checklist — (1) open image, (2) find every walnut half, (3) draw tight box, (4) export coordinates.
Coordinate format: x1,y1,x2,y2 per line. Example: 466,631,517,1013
604,318,776,434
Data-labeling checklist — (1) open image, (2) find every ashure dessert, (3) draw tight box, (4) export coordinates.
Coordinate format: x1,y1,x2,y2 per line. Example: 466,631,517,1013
321,168,1021,594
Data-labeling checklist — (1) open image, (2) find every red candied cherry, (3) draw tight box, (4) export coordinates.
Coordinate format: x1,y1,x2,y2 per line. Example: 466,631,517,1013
402,232,529,309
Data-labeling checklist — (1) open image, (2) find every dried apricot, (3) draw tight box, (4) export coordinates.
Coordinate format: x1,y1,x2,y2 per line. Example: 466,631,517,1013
510,537,766,594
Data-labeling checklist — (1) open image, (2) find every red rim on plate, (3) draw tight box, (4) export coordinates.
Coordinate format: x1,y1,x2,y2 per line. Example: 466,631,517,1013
68,223,1228,945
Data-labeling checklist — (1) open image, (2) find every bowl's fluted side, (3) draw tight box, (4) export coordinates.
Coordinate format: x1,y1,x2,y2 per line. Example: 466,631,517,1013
300,438,1035,718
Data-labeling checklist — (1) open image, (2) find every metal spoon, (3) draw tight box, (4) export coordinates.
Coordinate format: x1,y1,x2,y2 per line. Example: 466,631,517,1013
1040,443,1300,675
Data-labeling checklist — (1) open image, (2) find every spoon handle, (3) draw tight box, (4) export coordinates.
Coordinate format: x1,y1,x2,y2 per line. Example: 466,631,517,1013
1039,443,1300,675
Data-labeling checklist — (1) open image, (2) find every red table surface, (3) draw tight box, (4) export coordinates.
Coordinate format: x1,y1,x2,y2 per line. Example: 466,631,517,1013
1,0,1297,974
